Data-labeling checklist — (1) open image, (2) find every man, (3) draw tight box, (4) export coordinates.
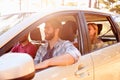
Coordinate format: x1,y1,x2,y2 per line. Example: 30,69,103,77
34,19,80,70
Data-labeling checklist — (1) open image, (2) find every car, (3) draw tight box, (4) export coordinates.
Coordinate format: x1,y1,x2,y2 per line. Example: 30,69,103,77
0,7,120,80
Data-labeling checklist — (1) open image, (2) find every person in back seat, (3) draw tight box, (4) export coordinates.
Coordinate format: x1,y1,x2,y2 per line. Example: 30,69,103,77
10,34,37,58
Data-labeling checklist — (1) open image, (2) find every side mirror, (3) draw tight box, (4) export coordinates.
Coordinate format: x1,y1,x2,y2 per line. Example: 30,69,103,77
0,53,35,80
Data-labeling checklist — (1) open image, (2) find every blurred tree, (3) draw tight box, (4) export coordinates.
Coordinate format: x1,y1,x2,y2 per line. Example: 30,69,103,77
101,0,117,8
98,0,120,14
89,0,92,8
110,1,120,14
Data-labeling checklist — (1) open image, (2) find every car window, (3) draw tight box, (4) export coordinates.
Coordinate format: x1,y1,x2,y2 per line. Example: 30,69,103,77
84,13,117,51
33,14,80,50
0,13,33,36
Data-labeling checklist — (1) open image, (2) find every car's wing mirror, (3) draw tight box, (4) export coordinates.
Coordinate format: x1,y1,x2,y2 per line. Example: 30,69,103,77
0,53,35,80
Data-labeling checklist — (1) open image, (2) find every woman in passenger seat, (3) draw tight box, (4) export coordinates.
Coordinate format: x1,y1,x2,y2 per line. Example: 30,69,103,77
88,23,105,50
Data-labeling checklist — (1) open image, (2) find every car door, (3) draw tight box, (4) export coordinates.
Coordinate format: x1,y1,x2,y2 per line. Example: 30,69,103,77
33,54,93,80
32,10,94,80
83,12,120,80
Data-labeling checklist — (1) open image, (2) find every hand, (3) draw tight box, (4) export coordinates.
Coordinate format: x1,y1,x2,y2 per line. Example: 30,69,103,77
35,60,49,70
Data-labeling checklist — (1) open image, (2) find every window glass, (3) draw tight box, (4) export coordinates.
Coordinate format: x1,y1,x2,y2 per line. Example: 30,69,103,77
85,13,117,51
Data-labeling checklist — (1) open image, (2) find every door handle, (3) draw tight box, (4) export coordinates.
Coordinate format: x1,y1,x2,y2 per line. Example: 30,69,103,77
75,66,89,78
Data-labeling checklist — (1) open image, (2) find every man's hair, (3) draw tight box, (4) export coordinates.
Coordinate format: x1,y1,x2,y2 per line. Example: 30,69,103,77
46,18,62,29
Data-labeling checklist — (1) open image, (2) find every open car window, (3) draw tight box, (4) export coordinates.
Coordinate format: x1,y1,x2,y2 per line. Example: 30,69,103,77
30,13,80,50
84,13,117,51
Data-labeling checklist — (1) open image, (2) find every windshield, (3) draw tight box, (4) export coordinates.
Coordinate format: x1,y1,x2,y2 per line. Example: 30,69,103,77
0,13,33,36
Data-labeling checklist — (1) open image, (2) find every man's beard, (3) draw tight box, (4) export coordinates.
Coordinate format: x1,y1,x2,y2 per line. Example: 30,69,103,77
45,32,55,40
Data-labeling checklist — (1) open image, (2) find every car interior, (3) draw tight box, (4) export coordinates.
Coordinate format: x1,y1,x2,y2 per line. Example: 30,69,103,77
85,13,117,51
29,28,42,49
24,13,118,54
32,26,78,49
59,20,79,49
3,12,118,56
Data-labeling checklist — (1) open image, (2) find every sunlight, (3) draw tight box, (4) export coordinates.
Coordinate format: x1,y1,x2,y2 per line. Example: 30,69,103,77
39,23,45,40
0,0,97,15
0,0,19,15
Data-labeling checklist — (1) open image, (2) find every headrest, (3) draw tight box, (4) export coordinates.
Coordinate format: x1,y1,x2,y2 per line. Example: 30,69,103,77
30,28,41,41
97,24,103,35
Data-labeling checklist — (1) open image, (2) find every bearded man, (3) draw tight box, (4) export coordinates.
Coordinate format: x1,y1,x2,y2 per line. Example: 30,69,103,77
34,19,80,70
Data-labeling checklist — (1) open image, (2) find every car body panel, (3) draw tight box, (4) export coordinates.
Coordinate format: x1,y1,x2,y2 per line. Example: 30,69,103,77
91,42,120,80
33,54,93,80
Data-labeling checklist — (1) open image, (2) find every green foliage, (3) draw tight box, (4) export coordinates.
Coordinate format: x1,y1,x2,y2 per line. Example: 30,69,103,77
98,0,120,14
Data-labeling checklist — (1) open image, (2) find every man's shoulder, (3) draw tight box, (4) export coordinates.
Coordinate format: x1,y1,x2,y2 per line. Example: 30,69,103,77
56,39,73,47
58,39,70,43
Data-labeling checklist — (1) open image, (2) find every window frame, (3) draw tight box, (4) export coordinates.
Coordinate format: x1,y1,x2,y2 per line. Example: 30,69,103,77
82,11,120,53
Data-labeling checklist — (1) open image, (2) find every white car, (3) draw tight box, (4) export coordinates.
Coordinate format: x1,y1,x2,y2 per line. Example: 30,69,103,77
0,7,120,80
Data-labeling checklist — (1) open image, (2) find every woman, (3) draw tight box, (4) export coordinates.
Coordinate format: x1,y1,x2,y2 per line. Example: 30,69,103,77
88,23,105,50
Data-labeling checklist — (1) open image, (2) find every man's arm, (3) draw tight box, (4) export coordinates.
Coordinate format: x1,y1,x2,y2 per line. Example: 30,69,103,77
35,53,75,70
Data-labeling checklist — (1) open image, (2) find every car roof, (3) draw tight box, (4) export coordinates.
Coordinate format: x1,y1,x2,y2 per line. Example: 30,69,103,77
2,6,114,16
36,6,115,15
